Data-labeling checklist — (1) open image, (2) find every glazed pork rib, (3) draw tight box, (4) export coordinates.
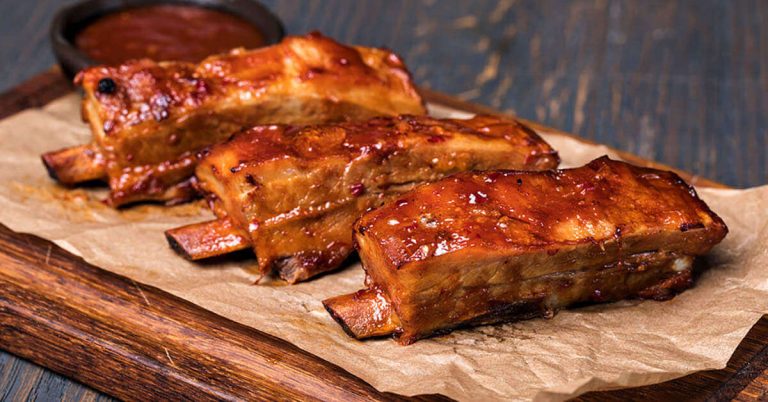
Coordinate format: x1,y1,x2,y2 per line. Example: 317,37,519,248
166,115,559,283
324,157,728,344
41,32,425,206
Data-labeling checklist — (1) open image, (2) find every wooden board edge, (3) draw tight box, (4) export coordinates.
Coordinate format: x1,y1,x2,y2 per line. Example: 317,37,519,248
0,223,455,402
0,67,74,120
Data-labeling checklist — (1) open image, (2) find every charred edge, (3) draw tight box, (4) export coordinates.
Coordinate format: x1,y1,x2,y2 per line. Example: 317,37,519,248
323,288,402,340
275,258,306,284
322,300,361,339
164,231,195,260
275,257,341,284
164,218,251,261
273,247,353,284
41,145,106,186
106,176,200,208
664,170,729,238
392,299,549,345
679,222,705,232
636,268,694,301
475,299,547,324
41,154,62,182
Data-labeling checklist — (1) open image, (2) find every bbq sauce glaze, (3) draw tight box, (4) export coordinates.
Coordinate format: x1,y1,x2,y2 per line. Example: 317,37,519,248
75,4,266,64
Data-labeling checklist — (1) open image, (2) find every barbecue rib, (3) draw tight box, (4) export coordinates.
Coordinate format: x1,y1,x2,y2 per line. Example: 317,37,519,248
324,157,728,344
166,115,559,283
41,32,425,206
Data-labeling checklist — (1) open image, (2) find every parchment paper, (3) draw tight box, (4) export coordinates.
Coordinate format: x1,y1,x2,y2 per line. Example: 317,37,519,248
1,94,767,401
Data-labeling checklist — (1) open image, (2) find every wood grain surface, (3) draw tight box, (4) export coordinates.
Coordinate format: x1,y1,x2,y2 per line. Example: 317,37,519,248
0,0,766,401
0,215,449,402
0,0,765,189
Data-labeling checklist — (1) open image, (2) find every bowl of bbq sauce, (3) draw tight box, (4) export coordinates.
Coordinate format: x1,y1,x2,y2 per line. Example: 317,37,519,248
51,0,284,78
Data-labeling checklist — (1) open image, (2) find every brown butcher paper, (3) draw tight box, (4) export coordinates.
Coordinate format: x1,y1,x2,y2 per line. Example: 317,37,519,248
0,94,766,401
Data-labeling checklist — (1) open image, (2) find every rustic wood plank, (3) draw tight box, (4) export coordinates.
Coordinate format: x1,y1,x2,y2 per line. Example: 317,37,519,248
735,369,768,401
0,66,72,120
3,0,765,189
717,342,768,401
576,317,768,401
420,88,729,190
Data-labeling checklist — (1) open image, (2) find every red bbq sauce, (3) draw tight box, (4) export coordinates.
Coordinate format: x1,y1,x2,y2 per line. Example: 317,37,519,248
75,5,266,64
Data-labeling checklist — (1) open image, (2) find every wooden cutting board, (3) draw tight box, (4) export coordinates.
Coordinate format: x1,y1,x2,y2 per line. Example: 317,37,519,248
1,68,765,402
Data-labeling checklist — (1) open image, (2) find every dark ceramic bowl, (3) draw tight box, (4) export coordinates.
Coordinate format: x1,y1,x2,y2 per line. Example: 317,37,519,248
51,0,285,79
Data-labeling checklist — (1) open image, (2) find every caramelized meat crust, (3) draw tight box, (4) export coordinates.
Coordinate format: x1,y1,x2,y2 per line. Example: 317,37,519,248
324,157,728,344
41,32,425,206
166,114,559,283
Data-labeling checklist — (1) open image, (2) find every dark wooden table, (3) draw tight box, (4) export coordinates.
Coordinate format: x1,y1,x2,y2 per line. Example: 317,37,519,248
0,0,765,400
